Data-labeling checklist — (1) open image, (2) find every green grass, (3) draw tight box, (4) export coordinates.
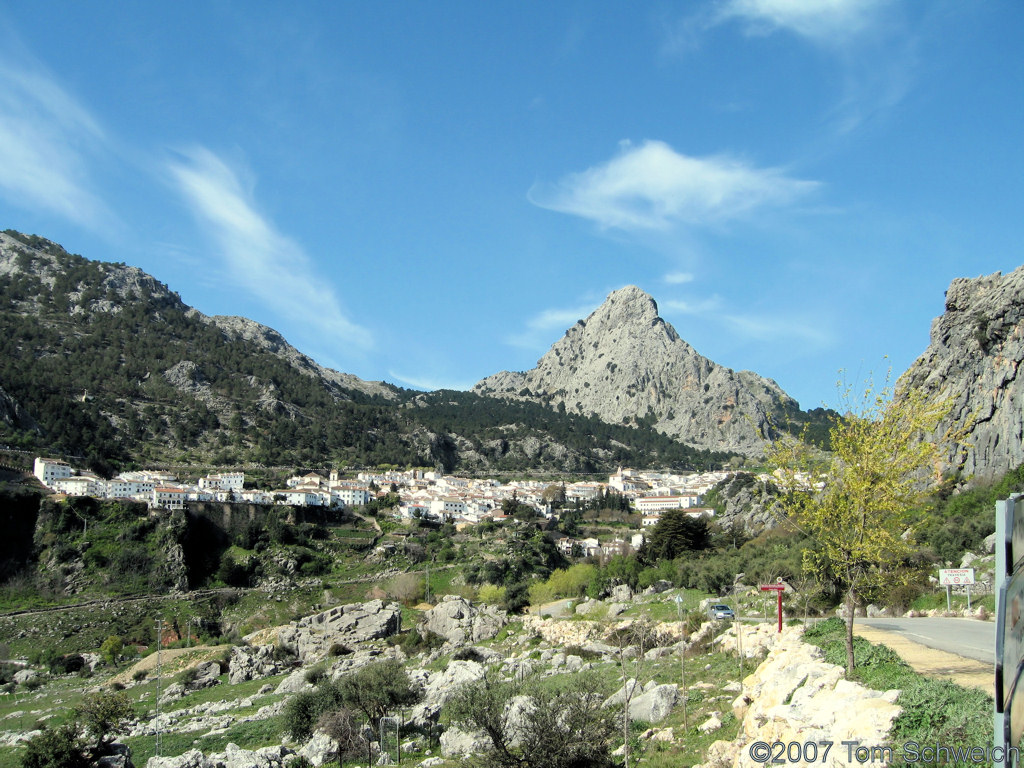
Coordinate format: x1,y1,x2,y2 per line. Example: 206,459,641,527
803,617,995,766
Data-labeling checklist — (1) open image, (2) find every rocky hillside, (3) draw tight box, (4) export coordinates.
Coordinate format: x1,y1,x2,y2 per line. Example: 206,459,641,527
0,231,730,473
898,266,1024,482
475,286,821,457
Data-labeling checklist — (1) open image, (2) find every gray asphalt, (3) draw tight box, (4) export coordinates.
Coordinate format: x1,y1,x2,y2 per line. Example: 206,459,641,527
860,617,995,665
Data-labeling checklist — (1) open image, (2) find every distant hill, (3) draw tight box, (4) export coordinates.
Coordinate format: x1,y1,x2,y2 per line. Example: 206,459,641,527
0,230,731,474
475,285,833,456
899,265,1024,482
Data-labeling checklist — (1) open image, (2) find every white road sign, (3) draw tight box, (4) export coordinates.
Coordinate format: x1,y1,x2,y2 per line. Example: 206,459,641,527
939,568,975,585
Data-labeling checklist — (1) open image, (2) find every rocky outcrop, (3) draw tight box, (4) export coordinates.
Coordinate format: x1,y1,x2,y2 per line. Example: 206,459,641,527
145,744,292,768
605,679,680,723
0,384,37,432
898,266,1024,481
705,472,786,533
474,285,798,457
277,600,403,662
228,645,283,685
704,628,902,768
209,315,395,401
418,596,507,646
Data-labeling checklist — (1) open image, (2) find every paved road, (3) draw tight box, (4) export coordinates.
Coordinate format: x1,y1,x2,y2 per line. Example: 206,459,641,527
860,617,995,665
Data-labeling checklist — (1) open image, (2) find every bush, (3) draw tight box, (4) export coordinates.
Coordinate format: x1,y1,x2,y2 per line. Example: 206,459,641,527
304,666,327,685
284,679,345,742
132,670,147,682
21,724,88,768
477,584,506,605
451,647,487,663
447,671,617,768
385,573,425,604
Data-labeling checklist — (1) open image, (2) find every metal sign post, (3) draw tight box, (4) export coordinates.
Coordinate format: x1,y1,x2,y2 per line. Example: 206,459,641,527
760,584,785,633
995,494,1023,762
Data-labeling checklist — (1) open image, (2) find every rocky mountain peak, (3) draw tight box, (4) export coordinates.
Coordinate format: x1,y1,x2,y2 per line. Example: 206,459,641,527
474,285,797,457
898,265,1024,481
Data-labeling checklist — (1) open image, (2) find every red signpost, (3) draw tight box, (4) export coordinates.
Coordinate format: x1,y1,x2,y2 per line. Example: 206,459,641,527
760,584,785,633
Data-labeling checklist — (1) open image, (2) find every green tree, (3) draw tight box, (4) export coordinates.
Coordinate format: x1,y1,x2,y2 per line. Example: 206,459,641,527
337,660,419,742
75,690,134,754
769,378,954,675
447,670,617,768
640,510,710,562
99,636,123,667
20,725,88,768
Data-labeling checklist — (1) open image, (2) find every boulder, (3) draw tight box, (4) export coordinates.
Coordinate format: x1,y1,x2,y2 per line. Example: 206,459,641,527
628,684,679,722
97,743,133,768
644,580,673,595
440,727,491,757
192,661,221,689
418,596,507,646
408,660,486,726
297,732,337,767
228,645,281,685
277,601,403,662
609,584,633,603
146,750,211,768
14,669,40,685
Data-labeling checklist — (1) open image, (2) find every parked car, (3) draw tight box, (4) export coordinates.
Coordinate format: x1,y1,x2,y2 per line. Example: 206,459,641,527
708,603,735,620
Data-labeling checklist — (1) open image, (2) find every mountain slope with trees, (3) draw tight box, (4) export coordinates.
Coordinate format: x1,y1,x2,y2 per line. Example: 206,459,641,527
0,231,731,474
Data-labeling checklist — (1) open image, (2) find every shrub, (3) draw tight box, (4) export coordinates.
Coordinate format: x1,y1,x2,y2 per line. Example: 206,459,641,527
132,670,147,682
447,670,617,768
327,643,352,657
385,573,425,604
21,724,88,768
284,679,345,742
451,647,487,663
477,584,506,605
316,707,368,763
304,666,327,685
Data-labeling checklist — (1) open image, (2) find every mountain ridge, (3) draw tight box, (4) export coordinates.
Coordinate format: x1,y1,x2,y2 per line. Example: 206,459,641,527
0,230,729,474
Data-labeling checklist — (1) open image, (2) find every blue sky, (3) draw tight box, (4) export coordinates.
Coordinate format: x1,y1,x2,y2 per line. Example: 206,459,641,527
0,1,1021,411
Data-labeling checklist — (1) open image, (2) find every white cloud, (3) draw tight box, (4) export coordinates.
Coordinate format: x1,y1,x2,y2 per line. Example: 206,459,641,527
167,146,371,349
663,271,695,285
717,0,890,45
722,312,832,346
0,60,114,229
387,371,475,392
529,140,818,231
506,301,599,349
662,295,723,315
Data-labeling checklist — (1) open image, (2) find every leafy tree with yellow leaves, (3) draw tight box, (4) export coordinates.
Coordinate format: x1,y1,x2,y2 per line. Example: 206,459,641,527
769,374,956,675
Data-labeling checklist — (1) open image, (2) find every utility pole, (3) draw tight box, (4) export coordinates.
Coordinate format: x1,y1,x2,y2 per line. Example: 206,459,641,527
675,594,687,730
155,619,163,758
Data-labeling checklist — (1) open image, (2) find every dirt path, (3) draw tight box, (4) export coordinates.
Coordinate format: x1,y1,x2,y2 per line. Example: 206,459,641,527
853,625,993,696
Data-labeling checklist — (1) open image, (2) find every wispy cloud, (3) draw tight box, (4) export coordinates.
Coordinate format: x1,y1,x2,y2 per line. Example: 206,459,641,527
662,295,723,315
506,301,598,350
663,271,695,285
0,57,114,229
387,371,475,392
529,140,818,231
723,312,832,346
662,291,831,347
167,146,371,349
715,0,891,47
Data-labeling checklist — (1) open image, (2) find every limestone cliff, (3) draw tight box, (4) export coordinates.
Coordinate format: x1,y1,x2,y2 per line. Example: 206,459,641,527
474,286,799,457
898,266,1024,481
